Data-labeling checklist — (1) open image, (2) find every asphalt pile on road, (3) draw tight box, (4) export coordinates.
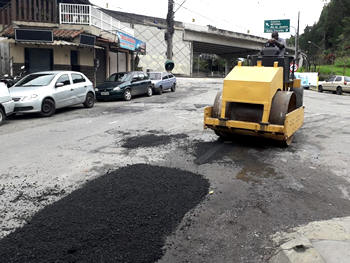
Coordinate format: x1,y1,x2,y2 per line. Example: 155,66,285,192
122,133,188,149
0,164,209,263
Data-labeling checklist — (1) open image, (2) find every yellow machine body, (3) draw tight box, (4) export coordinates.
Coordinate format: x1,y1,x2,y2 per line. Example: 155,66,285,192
204,62,304,144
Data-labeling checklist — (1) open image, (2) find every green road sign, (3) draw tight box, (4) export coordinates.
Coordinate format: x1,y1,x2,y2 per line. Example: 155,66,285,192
264,19,290,33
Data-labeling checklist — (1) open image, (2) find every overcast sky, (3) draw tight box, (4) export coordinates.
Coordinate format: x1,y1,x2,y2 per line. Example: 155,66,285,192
90,0,329,38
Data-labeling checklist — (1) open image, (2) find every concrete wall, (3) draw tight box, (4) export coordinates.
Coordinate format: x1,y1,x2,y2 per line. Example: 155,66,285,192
10,44,25,63
10,43,94,66
78,48,94,66
0,38,10,74
54,47,70,65
133,24,191,75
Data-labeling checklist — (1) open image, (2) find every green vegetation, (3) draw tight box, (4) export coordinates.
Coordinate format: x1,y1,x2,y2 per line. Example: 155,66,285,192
296,0,350,77
298,65,350,80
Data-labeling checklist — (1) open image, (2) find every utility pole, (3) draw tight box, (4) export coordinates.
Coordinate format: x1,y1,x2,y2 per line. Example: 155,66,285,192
295,11,300,62
166,0,174,60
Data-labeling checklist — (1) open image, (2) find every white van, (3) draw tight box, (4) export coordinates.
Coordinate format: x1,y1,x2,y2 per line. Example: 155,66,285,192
0,82,15,125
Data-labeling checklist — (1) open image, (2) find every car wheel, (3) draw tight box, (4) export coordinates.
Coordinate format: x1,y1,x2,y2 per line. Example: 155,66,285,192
123,89,132,101
41,98,55,117
0,108,5,126
147,86,153,97
318,85,323,92
158,86,163,95
336,86,343,95
83,92,95,108
171,83,176,92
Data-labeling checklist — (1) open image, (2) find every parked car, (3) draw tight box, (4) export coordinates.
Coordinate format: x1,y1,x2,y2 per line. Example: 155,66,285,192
318,75,350,95
9,71,95,117
148,72,176,94
0,82,15,125
95,71,153,101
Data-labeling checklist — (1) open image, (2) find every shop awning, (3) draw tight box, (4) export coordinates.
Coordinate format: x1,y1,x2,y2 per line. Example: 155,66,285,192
2,38,104,49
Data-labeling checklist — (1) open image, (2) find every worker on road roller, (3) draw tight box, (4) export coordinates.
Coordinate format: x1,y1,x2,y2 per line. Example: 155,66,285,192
203,36,304,146
268,31,286,55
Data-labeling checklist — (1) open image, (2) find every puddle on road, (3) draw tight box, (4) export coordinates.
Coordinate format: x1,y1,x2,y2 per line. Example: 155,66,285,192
236,166,282,183
315,134,329,139
193,136,283,183
193,104,211,109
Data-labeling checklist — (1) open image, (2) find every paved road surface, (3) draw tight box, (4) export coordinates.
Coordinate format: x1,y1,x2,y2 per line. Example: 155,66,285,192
0,78,350,262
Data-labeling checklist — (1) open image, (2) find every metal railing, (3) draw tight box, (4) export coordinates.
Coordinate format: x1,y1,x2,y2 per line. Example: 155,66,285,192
59,3,134,36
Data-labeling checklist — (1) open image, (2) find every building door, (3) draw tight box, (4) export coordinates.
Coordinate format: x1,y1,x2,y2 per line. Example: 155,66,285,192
95,49,106,85
118,52,127,72
109,51,118,75
71,50,80,72
25,48,53,73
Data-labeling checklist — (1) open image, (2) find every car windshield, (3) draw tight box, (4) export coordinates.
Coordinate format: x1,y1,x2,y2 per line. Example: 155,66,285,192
107,72,130,82
326,76,336,82
14,73,55,87
148,73,161,80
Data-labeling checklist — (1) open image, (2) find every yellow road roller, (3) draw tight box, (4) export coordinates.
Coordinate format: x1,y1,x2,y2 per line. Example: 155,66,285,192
204,45,304,146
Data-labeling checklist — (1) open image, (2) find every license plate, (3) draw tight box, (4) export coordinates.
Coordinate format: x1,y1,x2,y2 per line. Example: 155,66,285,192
101,92,110,96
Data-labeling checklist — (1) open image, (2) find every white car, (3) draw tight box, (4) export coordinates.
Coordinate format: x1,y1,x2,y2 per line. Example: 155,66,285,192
0,82,15,125
318,75,350,95
10,71,95,117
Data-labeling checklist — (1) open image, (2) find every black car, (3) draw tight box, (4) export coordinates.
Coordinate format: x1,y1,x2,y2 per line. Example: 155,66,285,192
95,72,153,101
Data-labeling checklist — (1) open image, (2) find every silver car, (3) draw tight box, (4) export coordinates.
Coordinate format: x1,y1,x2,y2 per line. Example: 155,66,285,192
318,75,350,95
148,72,176,95
10,71,95,117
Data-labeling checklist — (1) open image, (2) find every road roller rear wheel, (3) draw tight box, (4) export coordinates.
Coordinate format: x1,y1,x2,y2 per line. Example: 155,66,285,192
212,91,222,118
290,87,303,108
269,91,297,125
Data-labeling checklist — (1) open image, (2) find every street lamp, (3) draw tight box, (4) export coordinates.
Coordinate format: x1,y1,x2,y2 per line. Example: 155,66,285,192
307,41,322,72
307,40,322,50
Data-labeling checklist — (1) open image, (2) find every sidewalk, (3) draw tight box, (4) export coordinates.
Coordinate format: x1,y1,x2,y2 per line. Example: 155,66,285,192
269,217,350,263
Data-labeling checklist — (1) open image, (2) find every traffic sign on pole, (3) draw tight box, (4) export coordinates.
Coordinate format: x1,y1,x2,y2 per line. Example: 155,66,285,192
290,63,298,73
264,19,290,33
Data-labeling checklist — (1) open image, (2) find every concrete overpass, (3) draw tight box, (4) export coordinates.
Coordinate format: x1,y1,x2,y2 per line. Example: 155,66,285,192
184,24,266,56
184,23,295,75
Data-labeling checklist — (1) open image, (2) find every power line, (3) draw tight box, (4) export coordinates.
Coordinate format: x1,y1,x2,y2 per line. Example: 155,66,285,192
174,0,186,13
173,0,249,33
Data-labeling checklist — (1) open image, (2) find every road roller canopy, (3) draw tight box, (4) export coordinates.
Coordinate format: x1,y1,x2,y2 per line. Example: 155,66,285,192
223,64,283,105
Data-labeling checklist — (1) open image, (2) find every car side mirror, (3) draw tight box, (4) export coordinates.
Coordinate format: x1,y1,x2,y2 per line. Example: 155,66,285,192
55,82,64,88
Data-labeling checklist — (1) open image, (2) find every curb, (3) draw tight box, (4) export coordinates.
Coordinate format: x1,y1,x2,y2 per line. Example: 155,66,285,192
269,217,350,263
269,235,325,263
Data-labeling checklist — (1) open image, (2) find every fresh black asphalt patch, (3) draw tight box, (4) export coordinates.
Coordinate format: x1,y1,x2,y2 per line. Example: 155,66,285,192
0,164,209,263
122,133,188,149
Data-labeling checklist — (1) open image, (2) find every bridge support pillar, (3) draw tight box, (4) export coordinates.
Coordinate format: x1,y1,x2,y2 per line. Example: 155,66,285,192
225,58,231,76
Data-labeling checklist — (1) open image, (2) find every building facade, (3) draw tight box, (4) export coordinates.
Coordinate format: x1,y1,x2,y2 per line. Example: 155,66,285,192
0,0,146,85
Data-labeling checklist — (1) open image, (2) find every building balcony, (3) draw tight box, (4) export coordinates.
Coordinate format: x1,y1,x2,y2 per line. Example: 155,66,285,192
59,3,134,36
0,1,134,37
